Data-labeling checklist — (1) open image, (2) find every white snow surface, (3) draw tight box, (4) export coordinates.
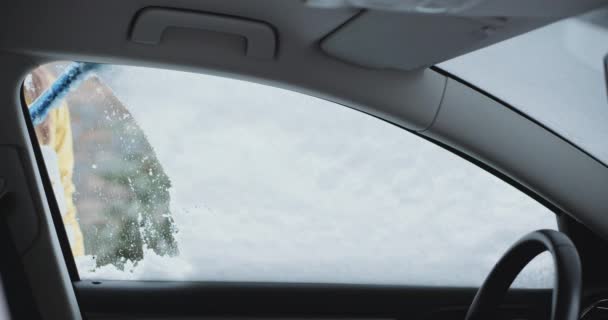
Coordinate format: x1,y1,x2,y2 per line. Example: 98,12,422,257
76,65,557,287
23,73,34,93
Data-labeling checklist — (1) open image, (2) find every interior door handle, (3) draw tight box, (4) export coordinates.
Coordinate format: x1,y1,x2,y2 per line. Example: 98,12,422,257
130,8,277,60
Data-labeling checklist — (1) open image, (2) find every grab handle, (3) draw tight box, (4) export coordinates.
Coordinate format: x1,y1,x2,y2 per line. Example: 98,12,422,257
130,8,276,59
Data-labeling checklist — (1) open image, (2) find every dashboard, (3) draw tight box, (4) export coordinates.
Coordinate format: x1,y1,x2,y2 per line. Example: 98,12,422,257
582,299,608,320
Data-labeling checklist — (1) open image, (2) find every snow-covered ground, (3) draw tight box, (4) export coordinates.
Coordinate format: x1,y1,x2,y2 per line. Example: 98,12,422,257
73,66,556,288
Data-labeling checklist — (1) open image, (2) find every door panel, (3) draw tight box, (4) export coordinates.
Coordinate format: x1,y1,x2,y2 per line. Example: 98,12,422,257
75,281,551,319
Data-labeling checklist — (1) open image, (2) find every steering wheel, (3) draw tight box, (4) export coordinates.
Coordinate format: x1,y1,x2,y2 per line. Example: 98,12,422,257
465,230,582,320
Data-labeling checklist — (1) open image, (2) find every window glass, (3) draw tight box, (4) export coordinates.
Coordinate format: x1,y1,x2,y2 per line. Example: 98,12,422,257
24,62,556,287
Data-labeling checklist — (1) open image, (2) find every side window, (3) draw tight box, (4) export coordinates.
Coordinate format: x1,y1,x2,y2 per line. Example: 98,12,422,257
24,62,556,287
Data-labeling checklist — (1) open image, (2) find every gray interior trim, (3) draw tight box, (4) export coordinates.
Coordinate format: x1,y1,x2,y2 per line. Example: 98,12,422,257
0,53,82,320
423,79,608,239
319,1,606,70
130,8,277,60
0,1,447,130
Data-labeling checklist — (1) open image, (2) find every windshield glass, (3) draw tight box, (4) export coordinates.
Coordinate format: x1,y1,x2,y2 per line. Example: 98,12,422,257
440,5,608,165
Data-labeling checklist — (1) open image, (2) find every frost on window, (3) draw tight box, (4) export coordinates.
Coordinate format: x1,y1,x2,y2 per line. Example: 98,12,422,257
24,63,557,287
70,76,178,267
23,63,178,267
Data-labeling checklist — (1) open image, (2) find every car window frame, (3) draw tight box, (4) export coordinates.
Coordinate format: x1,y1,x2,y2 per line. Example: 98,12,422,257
20,89,81,281
19,66,563,283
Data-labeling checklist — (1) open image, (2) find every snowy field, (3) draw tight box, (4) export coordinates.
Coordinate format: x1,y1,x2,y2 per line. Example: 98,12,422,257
73,65,556,288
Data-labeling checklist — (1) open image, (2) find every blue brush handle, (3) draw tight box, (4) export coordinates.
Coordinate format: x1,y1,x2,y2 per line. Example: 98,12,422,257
29,62,101,126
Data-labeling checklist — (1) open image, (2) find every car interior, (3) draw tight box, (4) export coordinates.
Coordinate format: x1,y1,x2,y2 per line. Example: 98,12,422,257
1,0,608,319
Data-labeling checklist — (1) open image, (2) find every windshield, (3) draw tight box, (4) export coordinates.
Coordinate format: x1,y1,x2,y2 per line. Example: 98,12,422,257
440,5,608,165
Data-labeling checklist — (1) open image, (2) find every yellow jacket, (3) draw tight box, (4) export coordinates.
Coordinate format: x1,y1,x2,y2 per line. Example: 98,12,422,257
26,98,85,257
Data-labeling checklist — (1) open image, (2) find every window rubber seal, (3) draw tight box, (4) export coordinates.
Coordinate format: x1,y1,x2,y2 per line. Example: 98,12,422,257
19,88,81,281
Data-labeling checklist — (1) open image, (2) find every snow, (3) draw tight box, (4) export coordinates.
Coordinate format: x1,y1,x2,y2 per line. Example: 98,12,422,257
41,146,67,216
23,73,34,92
73,66,557,288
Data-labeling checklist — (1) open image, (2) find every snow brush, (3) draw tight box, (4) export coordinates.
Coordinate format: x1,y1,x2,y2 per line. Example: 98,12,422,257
28,62,102,126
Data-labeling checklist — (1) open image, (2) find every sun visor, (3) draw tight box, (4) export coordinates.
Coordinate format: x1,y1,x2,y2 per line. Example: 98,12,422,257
315,0,606,70
308,0,606,17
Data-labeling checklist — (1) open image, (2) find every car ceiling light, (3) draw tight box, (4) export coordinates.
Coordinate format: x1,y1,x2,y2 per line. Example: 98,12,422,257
306,0,485,14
